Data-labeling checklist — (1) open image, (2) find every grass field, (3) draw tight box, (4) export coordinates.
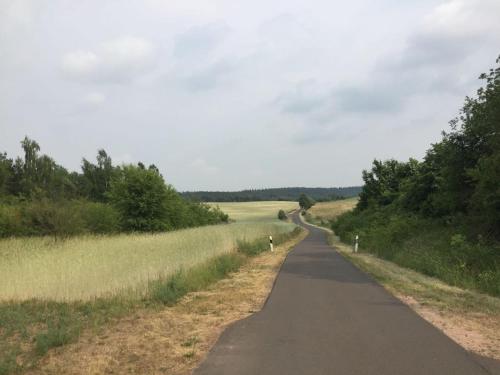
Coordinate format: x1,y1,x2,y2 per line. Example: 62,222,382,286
306,198,358,225
0,201,297,302
211,201,298,221
0,201,300,373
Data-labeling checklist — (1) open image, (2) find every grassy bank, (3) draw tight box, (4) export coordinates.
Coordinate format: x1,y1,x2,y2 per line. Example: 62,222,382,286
332,208,500,297
331,236,500,360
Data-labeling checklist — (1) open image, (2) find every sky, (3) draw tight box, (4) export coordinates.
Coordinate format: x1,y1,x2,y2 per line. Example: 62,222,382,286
1,0,499,191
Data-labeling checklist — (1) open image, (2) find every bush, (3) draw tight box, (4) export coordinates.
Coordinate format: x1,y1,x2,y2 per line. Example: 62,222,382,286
25,200,86,238
0,204,26,237
108,165,229,232
278,209,287,220
0,199,122,238
332,208,500,296
80,202,120,234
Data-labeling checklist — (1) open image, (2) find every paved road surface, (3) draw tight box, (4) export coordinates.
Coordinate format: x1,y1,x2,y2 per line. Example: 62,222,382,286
195,212,499,374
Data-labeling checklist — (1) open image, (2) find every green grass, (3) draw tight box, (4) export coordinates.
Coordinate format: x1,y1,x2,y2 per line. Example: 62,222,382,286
237,227,302,257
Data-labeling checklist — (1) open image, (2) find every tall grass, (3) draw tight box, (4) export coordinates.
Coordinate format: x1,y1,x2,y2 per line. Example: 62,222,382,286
0,221,295,302
332,208,500,297
0,200,300,373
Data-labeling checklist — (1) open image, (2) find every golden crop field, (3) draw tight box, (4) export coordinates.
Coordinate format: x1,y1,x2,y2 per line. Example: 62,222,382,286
308,198,358,221
0,202,297,302
212,201,298,221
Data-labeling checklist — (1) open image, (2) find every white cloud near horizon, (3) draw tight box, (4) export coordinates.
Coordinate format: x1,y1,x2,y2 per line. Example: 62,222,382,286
61,36,155,83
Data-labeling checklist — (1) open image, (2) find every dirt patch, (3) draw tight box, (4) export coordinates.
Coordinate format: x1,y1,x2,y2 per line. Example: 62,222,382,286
28,231,307,375
398,294,500,360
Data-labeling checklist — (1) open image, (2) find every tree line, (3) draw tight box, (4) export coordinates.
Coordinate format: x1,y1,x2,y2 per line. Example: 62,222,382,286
332,56,500,296
0,140,228,237
355,57,500,239
181,186,361,202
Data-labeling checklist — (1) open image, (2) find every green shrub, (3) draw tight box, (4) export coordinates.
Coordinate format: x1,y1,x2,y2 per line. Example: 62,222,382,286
278,209,287,220
237,238,269,256
332,208,500,296
80,202,120,233
0,204,26,237
25,200,86,238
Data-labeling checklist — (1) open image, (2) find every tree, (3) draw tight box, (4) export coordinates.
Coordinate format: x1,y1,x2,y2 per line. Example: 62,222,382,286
278,209,287,220
81,149,117,201
107,164,178,232
0,153,14,196
298,193,315,210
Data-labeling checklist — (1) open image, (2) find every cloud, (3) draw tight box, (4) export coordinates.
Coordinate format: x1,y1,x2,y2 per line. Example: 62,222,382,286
61,36,155,83
173,22,230,60
82,92,106,106
183,60,234,91
190,158,218,175
278,0,500,126
276,80,330,115
62,50,99,76
334,86,404,114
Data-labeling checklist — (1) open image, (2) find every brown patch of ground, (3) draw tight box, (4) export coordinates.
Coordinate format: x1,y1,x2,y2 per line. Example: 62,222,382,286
28,231,308,375
398,294,500,359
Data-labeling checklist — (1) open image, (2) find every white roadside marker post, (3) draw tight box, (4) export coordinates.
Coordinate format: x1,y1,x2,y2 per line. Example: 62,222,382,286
354,235,359,253
269,235,274,252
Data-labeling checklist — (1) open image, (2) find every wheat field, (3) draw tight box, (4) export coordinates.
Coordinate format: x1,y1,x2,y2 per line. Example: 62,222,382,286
212,201,298,221
0,201,297,302
308,198,358,221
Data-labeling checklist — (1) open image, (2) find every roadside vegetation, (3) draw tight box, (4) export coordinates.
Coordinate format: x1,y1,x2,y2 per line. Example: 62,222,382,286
0,202,299,374
0,221,295,302
0,140,227,238
305,200,500,360
332,57,500,297
24,228,308,375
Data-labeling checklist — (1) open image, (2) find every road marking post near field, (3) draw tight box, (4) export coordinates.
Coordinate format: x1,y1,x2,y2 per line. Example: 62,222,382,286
270,236,274,252
354,235,359,253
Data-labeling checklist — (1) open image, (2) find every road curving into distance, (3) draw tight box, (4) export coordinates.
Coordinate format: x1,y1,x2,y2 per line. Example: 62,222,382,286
195,211,499,375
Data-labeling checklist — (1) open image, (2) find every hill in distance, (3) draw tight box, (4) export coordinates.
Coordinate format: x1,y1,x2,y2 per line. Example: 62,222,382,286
181,187,362,202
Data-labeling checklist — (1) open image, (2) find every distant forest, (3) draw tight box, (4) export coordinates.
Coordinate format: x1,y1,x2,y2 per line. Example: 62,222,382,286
181,187,362,202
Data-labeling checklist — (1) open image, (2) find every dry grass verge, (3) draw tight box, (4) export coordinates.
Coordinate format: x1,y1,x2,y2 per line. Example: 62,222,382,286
27,229,308,374
331,233,500,360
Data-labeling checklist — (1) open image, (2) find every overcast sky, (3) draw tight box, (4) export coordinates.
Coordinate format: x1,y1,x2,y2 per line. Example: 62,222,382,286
1,0,499,191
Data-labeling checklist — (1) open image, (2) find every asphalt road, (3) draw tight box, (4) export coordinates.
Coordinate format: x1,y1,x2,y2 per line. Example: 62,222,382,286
195,212,499,375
